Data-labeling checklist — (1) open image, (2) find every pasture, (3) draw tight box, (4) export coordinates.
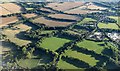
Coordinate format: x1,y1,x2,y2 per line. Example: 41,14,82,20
98,23,119,30
40,37,71,51
18,59,39,69
77,18,96,25
77,40,105,54
108,16,120,26
57,59,78,69
64,50,99,66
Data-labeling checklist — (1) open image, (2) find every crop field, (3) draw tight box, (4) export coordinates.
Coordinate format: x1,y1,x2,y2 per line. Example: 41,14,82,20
0,3,22,13
0,3,22,14
0,16,18,28
46,2,84,11
3,24,32,46
40,8,56,13
64,50,99,66
87,5,106,10
64,2,103,14
40,37,71,51
23,13,37,18
77,40,105,54
48,14,81,21
0,6,11,16
77,18,96,25
86,2,107,10
32,17,73,27
98,23,119,30
65,7,100,14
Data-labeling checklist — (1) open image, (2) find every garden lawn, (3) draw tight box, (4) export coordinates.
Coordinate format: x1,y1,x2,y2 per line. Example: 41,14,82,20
40,37,70,51
77,18,96,25
98,23,119,29
77,40,105,54
64,50,99,66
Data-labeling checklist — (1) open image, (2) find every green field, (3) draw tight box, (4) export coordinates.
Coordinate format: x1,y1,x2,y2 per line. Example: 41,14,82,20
40,30,53,34
64,50,99,66
108,16,120,26
18,59,39,69
77,18,96,25
98,23,119,30
40,37,71,51
108,16,119,22
57,59,78,69
77,40,105,54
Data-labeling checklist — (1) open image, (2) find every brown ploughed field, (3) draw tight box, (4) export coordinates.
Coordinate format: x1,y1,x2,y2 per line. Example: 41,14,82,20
32,17,73,27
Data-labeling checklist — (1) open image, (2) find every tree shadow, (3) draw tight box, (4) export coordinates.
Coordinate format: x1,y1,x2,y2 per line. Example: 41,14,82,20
71,45,108,67
15,31,29,40
102,48,114,58
24,22,39,30
62,56,90,68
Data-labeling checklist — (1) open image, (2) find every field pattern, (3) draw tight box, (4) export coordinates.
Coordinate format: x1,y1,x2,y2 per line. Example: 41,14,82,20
1,1,120,70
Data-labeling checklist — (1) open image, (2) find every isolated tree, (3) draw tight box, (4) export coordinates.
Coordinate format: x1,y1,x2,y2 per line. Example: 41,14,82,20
30,48,35,54
22,47,27,54
26,52,31,59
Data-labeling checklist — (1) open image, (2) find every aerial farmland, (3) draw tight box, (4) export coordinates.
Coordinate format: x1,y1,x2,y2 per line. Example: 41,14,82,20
0,1,120,70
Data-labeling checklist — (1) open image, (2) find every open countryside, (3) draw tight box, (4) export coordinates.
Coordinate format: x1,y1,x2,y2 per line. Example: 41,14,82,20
0,1,120,70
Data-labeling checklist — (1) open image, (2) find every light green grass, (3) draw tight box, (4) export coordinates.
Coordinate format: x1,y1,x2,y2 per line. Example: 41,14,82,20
57,59,78,69
77,18,96,25
40,37,70,51
98,23,119,29
18,59,39,69
26,8,34,10
64,50,99,66
40,30,53,34
77,40,105,54
108,16,120,26
108,16,119,22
